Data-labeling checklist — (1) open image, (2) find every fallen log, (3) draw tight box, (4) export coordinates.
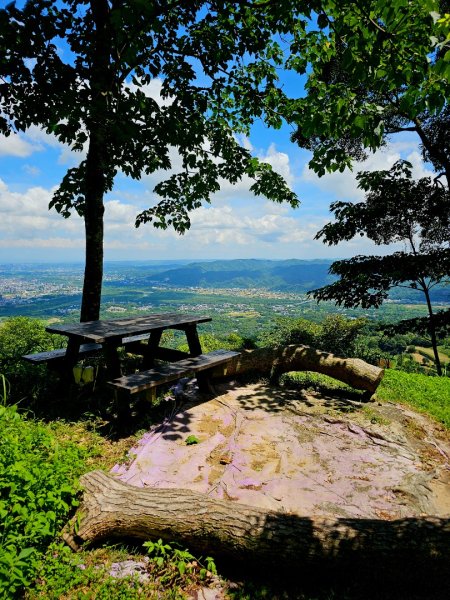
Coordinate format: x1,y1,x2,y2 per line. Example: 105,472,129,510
64,470,449,574
215,345,384,394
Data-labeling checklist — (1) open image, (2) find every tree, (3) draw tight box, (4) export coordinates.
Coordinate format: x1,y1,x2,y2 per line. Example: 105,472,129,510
311,161,450,375
0,0,300,321
284,0,450,185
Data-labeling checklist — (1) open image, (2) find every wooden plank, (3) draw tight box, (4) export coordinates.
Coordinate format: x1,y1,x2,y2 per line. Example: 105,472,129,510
109,362,193,394
22,343,102,364
122,333,149,345
182,349,241,373
46,313,212,343
108,350,240,394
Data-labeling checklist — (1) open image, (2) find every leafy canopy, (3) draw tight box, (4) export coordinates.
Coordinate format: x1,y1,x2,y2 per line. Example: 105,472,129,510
284,0,450,177
311,160,450,309
0,0,301,232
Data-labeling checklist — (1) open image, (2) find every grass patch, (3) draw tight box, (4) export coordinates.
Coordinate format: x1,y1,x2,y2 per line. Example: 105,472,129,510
437,345,450,358
27,541,214,600
279,371,364,398
414,346,450,364
376,370,450,428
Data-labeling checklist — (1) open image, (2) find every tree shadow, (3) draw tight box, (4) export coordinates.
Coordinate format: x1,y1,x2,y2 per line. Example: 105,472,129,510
111,376,372,442
183,508,450,599
220,380,367,418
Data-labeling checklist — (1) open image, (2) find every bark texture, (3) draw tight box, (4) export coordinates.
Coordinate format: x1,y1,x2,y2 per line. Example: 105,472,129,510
64,471,450,572
80,0,110,322
217,345,384,393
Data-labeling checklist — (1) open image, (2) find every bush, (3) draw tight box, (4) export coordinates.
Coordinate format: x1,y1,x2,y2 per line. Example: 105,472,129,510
0,317,64,405
320,315,367,357
177,331,248,354
0,404,86,596
258,317,321,349
258,315,366,358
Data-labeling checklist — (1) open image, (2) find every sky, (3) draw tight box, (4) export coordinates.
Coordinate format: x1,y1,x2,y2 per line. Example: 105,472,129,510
0,67,435,264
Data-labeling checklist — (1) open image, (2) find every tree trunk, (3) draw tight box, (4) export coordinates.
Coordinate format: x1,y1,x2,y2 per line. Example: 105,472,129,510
423,286,442,376
80,0,111,322
80,135,105,323
63,470,450,574
217,345,384,394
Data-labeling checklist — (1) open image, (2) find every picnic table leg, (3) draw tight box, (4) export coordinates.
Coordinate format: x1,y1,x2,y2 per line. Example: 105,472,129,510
184,324,210,393
141,329,163,370
59,338,81,381
103,342,122,379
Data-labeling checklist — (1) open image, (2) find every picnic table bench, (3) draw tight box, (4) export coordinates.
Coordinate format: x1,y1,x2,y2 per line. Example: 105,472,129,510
108,349,240,395
22,334,149,366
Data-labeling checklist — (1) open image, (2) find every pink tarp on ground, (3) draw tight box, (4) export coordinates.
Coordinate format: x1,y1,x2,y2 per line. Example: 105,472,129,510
112,383,448,519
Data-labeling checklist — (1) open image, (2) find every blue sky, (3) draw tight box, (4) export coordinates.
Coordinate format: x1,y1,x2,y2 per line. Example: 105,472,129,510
0,38,434,264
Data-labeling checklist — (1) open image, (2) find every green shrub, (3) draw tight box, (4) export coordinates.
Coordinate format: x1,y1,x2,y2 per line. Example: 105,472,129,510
29,540,218,599
177,332,247,354
0,317,63,405
143,538,217,587
258,317,321,349
258,315,367,358
0,404,86,596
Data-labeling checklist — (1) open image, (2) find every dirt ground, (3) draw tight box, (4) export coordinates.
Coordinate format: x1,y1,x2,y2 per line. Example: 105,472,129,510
112,381,450,520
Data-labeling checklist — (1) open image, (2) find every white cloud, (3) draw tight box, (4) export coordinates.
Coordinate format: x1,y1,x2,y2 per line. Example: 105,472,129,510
279,222,323,244
22,164,41,176
0,133,41,157
0,173,401,260
104,199,137,224
125,78,173,107
301,140,434,201
259,143,295,187
0,179,84,242
0,237,83,248
24,125,62,148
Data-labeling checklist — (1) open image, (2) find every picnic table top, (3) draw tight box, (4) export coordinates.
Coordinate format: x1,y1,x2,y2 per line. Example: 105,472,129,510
45,313,212,344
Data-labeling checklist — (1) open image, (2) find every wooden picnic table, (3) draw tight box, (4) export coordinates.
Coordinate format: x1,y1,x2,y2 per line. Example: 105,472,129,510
44,312,212,379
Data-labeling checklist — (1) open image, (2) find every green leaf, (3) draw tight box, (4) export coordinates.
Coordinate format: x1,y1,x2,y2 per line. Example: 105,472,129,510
185,435,200,445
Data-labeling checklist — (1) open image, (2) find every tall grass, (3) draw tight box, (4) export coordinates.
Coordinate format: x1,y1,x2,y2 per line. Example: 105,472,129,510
376,370,450,428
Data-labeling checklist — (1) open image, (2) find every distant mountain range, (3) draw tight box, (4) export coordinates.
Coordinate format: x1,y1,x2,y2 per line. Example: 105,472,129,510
137,259,337,292
130,258,450,302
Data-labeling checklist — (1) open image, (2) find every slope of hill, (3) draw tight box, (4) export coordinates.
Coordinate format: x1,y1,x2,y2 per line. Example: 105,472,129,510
139,259,336,292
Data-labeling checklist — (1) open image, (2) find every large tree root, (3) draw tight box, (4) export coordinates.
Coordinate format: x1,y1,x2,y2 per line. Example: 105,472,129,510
64,471,449,574
216,345,384,394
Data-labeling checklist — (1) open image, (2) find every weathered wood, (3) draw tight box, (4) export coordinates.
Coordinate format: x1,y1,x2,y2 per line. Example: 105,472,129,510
64,470,450,572
122,333,150,345
141,329,164,370
215,345,384,393
22,343,102,364
46,313,212,344
108,350,240,394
